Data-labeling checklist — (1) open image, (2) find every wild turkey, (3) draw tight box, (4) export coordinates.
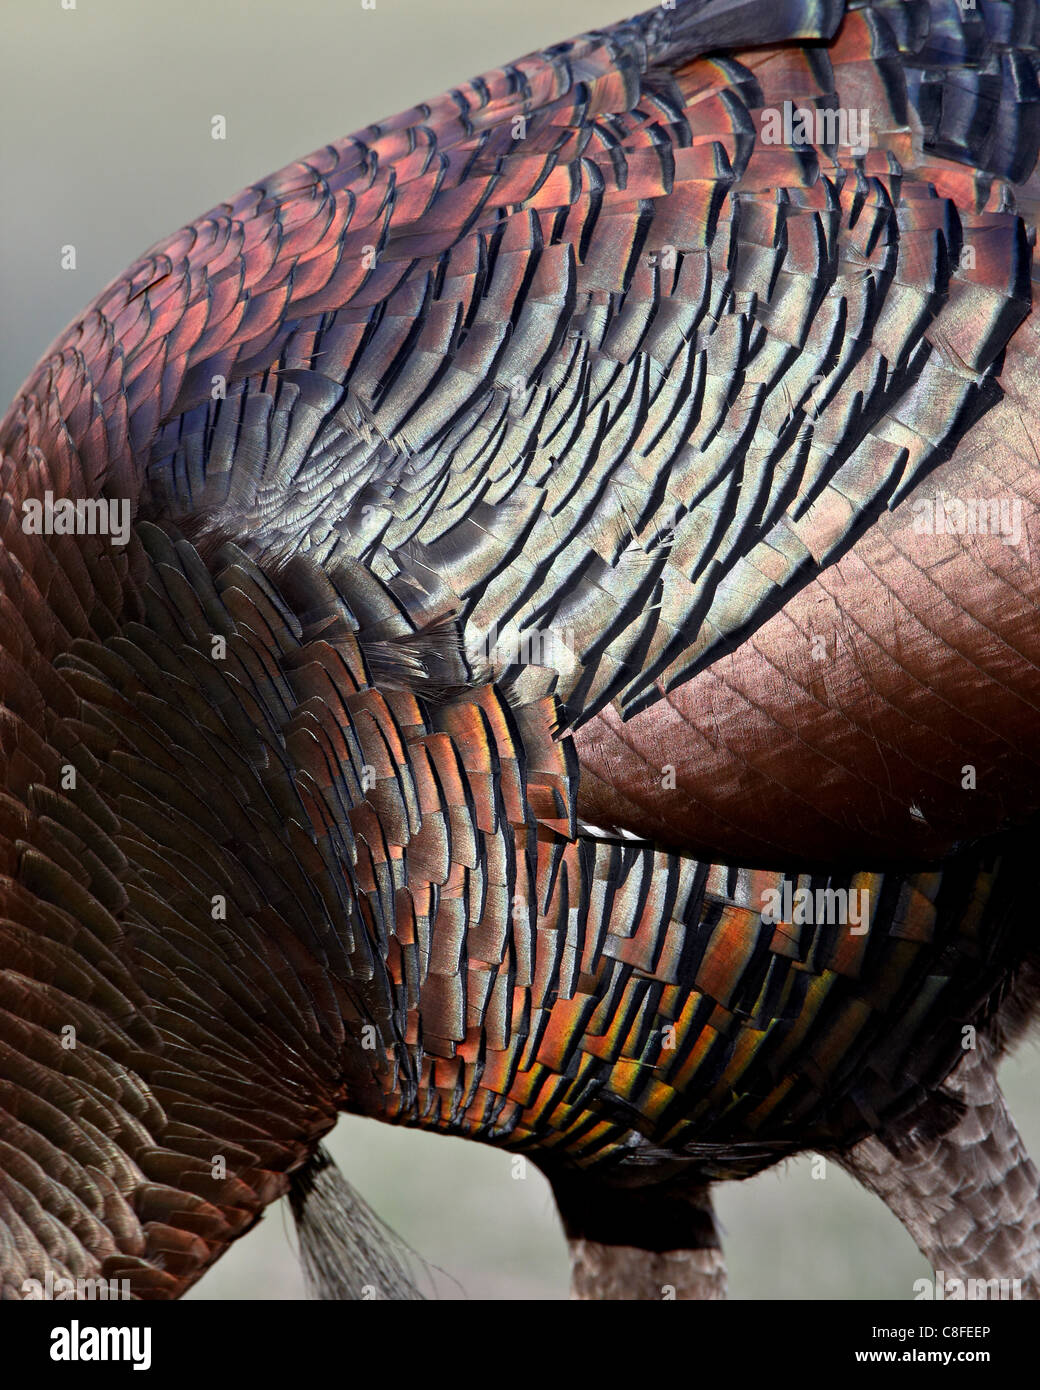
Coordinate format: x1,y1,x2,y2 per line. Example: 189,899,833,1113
2,0,1039,1303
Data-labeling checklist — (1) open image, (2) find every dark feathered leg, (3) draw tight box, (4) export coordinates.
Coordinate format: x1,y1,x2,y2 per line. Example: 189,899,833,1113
839,1045,1040,1299
548,1173,727,1300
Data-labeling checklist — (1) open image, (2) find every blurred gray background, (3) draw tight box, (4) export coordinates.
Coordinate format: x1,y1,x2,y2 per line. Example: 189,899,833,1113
2,0,1037,1300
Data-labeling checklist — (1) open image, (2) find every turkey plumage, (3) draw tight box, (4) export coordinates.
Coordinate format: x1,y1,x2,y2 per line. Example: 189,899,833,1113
2,0,1040,1300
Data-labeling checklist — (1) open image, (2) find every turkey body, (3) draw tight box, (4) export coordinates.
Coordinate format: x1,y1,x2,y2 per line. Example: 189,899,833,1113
1,0,1040,1300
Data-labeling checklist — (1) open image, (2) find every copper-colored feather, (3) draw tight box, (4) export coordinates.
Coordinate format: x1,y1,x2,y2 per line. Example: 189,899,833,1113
2,0,1040,1301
